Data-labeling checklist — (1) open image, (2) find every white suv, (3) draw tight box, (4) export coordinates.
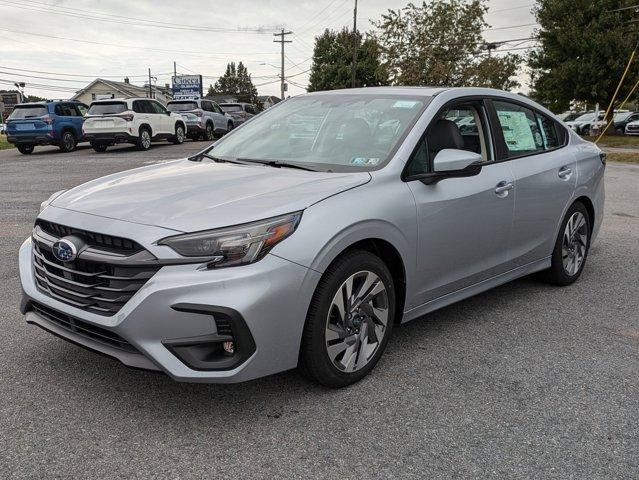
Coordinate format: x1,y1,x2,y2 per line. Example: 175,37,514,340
166,98,233,141
84,98,186,152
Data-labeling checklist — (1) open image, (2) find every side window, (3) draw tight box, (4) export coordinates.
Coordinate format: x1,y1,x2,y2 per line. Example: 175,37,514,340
202,101,213,112
536,113,559,149
406,101,490,176
58,104,75,116
212,102,223,114
150,101,167,114
54,105,63,116
76,104,88,116
493,101,545,157
132,101,143,113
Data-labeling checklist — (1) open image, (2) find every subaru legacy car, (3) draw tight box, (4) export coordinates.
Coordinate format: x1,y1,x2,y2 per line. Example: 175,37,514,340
19,87,605,387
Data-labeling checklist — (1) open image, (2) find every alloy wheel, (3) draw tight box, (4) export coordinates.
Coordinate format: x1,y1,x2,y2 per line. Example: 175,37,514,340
562,211,588,276
325,270,389,372
141,130,151,149
176,126,185,143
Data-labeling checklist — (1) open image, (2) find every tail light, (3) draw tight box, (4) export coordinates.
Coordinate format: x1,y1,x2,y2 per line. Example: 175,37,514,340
116,111,135,122
195,110,204,117
42,115,54,125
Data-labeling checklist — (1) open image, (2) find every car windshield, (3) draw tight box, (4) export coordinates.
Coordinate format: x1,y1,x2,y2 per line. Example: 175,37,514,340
614,112,633,121
220,104,243,112
87,102,127,115
167,101,198,112
206,95,429,171
9,106,47,119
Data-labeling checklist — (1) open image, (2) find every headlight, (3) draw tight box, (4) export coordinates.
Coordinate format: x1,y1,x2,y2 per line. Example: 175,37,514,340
158,211,302,267
39,190,67,213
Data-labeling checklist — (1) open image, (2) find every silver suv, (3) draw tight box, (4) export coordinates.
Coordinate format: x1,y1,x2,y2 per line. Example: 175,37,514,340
219,102,257,126
166,98,232,141
20,87,605,387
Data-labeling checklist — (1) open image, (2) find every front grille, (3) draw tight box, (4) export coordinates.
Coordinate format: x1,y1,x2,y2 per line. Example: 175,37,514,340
36,219,142,254
31,302,137,353
32,223,161,316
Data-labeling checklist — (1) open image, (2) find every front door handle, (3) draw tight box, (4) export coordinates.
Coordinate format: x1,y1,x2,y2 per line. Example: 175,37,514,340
494,181,514,196
558,166,573,179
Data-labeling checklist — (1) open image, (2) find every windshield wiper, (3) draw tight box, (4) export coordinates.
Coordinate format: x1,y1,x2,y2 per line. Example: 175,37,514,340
235,158,318,172
196,153,252,165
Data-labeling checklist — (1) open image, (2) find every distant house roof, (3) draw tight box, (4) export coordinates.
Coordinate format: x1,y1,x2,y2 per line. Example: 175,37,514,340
71,78,171,101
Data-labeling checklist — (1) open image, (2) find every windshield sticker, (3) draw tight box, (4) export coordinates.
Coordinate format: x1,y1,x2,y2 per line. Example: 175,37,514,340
350,157,381,166
497,111,536,151
392,100,420,109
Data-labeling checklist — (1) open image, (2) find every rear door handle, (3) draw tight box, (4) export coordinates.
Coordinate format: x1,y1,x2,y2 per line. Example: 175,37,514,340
495,181,514,196
558,166,573,179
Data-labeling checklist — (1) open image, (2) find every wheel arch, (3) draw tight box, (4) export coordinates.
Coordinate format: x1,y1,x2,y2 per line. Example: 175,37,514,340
60,125,76,138
138,123,152,136
574,195,595,231
175,120,186,131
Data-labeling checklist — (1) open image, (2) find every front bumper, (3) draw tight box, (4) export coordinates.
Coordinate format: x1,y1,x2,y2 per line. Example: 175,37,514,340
19,209,321,383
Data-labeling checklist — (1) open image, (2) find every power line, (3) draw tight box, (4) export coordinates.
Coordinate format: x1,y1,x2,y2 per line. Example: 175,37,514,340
0,0,276,34
0,65,171,79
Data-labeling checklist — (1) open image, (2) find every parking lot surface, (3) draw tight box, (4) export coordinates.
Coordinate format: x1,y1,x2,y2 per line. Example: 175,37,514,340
0,142,637,479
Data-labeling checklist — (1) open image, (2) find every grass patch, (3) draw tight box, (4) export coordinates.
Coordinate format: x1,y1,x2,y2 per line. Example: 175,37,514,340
0,134,13,150
605,151,639,164
582,135,639,148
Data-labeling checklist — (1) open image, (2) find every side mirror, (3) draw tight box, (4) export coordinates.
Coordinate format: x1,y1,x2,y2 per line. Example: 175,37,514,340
433,149,483,173
404,149,483,185
166,111,171,115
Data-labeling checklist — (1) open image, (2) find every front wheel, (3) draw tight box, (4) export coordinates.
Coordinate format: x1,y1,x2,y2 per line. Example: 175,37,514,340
172,124,185,144
17,144,35,155
543,202,591,286
299,250,395,388
137,128,152,150
205,122,214,141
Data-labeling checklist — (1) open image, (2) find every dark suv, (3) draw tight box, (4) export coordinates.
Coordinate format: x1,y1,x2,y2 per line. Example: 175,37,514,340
5,100,88,154
219,102,258,126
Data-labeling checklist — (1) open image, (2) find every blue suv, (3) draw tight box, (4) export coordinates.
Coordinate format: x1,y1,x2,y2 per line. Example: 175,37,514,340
6,100,88,154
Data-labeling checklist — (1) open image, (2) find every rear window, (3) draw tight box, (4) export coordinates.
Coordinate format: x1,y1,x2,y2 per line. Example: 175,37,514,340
87,102,127,115
167,101,198,112
220,104,242,112
9,106,48,119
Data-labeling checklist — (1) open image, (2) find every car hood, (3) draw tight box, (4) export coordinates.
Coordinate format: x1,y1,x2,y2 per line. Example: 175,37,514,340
51,158,371,232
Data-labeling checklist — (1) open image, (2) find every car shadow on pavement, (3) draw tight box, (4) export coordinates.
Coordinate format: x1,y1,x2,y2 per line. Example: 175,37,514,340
27,273,553,422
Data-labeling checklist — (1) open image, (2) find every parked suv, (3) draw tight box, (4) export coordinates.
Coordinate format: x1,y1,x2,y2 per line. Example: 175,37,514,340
219,102,258,126
83,98,186,152
166,98,233,140
5,100,88,154
19,88,604,387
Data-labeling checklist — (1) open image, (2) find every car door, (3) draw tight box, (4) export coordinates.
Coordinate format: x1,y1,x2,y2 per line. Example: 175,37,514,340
72,104,88,138
489,99,576,268
150,100,171,134
405,99,516,305
134,100,152,135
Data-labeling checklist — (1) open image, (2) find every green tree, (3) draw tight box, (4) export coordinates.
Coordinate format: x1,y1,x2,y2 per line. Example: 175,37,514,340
308,28,389,91
529,0,637,114
207,61,259,105
372,0,520,90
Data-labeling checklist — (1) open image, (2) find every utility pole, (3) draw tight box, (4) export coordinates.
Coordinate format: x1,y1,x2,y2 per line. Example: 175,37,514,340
173,61,177,78
148,68,153,98
351,0,358,88
273,29,292,100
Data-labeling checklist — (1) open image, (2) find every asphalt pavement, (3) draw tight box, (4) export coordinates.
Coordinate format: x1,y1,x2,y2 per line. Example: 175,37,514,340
0,141,637,479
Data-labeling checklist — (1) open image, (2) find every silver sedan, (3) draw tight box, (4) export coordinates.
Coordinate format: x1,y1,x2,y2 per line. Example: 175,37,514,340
19,87,605,387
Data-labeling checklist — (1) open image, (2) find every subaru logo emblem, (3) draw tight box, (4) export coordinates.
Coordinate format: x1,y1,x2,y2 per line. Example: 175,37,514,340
52,238,78,262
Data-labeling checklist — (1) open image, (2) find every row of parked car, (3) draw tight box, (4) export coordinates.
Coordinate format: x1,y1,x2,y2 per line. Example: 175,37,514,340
559,110,639,136
3,97,257,154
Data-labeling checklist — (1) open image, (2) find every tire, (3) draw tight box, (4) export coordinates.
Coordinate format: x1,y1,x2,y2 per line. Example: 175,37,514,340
205,122,214,141
581,126,590,136
137,127,152,150
59,131,76,153
172,123,185,144
299,250,395,388
17,144,34,155
542,202,591,286
91,142,108,153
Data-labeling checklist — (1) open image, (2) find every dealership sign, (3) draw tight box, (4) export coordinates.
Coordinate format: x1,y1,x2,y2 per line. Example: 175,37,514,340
172,75,203,100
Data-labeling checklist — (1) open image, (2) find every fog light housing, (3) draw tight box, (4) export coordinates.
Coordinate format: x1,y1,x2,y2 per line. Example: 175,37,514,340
223,341,235,355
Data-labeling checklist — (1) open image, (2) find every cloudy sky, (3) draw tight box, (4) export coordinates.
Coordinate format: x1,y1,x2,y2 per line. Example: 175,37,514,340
0,0,537,100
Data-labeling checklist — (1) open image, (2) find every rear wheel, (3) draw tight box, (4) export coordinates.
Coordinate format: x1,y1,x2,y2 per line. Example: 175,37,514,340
300,250,395,387
91,142,108,153
17,144,34,155
172,124,185,144
543,202,591,286
59,131,76,152
137,128,152,150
